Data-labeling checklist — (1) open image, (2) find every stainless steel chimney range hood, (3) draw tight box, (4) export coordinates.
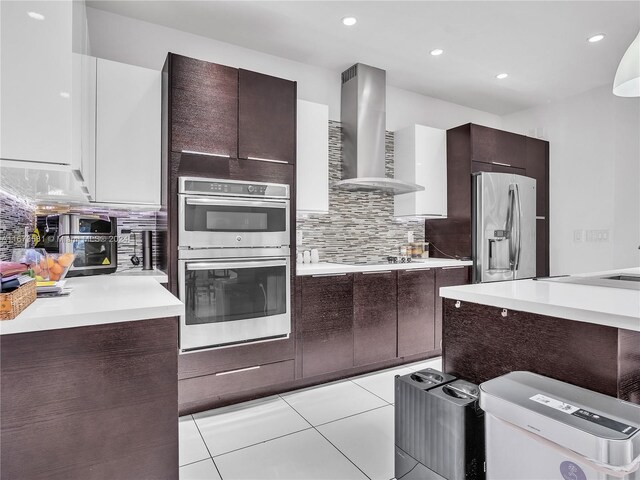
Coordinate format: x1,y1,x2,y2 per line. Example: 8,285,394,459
335,63,424,195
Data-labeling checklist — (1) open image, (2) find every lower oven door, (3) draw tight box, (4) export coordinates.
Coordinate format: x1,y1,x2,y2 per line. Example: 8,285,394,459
178,257,291,351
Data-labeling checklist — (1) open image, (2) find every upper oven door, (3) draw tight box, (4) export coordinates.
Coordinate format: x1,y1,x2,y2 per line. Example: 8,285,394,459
178,257,291,351
178,196,290,249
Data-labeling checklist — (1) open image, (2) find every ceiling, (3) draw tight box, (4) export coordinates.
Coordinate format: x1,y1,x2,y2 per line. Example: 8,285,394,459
87,1,640,115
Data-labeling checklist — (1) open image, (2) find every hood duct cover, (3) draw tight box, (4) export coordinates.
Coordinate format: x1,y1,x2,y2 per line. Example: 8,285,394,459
336,63,424,195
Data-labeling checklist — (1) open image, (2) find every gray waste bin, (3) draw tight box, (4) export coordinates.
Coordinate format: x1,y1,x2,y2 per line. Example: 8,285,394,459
480,371,640,480
395,369,485,480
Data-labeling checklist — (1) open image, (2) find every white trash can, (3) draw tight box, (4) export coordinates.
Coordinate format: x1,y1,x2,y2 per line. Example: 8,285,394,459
480,371,640,480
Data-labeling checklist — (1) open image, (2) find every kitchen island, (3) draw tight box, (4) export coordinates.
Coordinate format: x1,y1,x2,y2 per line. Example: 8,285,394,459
0,276,184,480
440,268,640,404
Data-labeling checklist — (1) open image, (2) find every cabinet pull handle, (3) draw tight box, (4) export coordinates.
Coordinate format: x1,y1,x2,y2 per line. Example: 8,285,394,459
216,365,260,376
406,268,432,272
442,266,465,270
536,216,546,220
182,150,230,158
501,309,508,317
247,156,288,164
311,273,348,278
491,161,512,167
455,300,461,308
362,270,392,275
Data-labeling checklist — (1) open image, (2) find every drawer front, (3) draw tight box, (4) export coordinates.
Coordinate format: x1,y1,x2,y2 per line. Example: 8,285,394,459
179,359,295,408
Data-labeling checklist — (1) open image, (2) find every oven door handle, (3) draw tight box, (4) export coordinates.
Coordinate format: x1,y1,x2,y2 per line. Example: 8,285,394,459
184,197,288,209
187,259,288,271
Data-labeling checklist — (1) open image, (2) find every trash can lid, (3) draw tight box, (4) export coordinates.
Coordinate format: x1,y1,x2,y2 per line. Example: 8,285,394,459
480,372,640,441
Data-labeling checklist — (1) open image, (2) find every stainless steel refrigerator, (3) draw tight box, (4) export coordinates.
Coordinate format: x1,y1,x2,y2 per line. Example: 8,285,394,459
472,172,536,283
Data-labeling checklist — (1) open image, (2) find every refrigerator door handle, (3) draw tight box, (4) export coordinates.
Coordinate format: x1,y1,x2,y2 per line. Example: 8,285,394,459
506,185,516,272
513,184,522,272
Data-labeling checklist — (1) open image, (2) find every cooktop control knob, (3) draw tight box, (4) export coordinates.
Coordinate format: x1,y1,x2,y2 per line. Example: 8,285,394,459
247,185,255,193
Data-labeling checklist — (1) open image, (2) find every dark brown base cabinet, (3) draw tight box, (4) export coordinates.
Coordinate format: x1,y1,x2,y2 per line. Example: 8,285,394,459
442,299,640,404
1,318,179,480
300,273,354,378
397,268,436,356
435,266,470,350
354,272,398,366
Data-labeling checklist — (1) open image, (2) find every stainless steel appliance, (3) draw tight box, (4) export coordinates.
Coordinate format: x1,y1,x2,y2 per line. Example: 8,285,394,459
178,177,289,250
36,214,118,276
395,369,485,480
177,177,291,352
472,172,536,283
480,371,640,480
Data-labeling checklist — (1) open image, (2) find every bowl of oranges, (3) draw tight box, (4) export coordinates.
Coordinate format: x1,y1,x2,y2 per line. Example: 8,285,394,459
44,253,75,281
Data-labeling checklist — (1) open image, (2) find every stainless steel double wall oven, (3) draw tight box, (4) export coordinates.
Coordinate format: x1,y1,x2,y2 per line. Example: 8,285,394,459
178,177,291,352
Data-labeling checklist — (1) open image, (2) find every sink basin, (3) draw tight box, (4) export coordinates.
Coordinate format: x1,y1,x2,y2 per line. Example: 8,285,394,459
537,272,640,291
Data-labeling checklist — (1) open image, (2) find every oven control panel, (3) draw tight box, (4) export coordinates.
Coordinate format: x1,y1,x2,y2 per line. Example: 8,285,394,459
179,177,289,199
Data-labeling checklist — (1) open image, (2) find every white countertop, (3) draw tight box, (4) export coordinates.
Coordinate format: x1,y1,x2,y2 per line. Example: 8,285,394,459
296,259,472,276
0,276,184,336
113,268,168,283
440,267,640,332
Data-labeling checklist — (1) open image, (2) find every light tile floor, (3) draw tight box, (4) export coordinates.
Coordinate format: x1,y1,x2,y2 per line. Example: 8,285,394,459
179,357,442,480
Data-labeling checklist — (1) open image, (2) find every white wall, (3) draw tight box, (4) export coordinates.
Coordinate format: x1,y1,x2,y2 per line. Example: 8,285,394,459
86,7,502,130
503,85,640,274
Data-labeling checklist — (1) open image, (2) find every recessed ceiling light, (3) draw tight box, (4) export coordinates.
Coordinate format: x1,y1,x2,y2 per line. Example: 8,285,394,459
588,33,605,43
496,73,509,80
342,16,357,26
27,11,45,20
430,49,444,56
59,91,70,98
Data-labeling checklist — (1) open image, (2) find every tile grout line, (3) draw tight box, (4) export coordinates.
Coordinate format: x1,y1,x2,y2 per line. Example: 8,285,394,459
347,378,394,406
210,426,315,459
191,414,225,480
279,394,373,480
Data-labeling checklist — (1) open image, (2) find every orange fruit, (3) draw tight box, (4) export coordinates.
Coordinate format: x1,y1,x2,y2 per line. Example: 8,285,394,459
58,254,73,267
49,272,60,281
46,257,54,269
50,263,63,275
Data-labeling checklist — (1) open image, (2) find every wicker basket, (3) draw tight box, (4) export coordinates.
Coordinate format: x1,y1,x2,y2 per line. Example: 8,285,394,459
0,280,37,320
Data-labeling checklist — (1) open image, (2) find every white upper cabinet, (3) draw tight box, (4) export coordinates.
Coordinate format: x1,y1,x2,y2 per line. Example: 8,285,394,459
0,1,73,165
296,100,329,214
95,59,161,206
394,125,447,218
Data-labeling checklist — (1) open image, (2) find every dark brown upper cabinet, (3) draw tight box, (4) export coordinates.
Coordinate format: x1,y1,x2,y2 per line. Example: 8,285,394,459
353,272,398,366
397,268,436,357
470,124,526,169
238,69,296,164
169,54,238,158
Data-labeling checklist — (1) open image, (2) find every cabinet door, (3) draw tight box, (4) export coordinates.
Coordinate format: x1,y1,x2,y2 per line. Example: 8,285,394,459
434,266,469,349
353,272,397,366
470,124,526,169
536,218,550,277
95,59,161,204
296,100,329,213
0,1,72,164
398,268,436,357
300,274,353,378
471,161,525,176
525,137,549,218
170,54,238,158
239,69,296,164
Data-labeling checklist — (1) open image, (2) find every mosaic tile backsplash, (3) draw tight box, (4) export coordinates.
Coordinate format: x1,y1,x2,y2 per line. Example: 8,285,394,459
296,121,425,264
0,191,36,261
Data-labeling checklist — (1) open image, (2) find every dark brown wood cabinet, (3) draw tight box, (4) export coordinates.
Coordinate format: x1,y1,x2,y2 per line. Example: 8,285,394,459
300,274,354,378
470,123,526,169
169,54,238,157
427,123,549,276
434,266,470,350
1,318,178,480
397,268,436,357
442,299,640,404
238,69,296,164
353,271,398,366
